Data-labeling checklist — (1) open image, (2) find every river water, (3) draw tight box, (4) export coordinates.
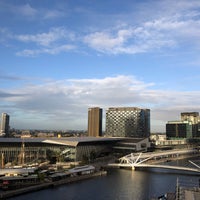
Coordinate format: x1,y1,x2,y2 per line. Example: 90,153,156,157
9,158,200,200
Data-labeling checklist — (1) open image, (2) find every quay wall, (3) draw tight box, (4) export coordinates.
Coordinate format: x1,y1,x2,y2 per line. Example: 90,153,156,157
0,171,107,199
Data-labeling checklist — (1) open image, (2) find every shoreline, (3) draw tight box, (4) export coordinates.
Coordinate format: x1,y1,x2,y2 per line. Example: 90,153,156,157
0,170,107,199
0,153,199,199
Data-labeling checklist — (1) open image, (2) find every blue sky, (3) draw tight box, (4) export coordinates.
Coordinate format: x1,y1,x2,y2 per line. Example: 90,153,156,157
0,0,200,132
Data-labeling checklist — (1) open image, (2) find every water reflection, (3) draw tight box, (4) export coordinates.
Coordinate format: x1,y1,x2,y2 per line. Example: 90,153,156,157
9,167,200,200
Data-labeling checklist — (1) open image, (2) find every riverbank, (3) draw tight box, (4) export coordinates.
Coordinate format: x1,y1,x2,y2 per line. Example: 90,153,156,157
0,170,107,199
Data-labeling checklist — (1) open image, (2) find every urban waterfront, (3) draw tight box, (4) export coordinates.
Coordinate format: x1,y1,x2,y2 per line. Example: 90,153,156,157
9,158,200,200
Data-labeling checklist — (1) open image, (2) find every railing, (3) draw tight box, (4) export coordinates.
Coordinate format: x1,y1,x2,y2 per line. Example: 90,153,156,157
108,148,200,172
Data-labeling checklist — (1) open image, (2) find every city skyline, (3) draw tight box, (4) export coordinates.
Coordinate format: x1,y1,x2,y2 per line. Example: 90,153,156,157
0,0,200,132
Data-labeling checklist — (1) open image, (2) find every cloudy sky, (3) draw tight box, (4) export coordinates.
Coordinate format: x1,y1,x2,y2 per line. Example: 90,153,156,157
0,0,200,132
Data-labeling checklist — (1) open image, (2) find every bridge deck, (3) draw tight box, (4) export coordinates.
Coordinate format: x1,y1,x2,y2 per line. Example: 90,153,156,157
135,164,200,173
108,163,200,173
122,149,198,160
109,148,200,174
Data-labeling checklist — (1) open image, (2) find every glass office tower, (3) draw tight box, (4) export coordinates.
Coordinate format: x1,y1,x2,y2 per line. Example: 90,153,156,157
166,121,192,139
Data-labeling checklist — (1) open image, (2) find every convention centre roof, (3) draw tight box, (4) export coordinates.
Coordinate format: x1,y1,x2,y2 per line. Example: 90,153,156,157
0,137,123,147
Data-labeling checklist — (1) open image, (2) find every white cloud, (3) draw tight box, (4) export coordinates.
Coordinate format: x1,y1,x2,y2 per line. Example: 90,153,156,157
84,28,133,53
3,3,38,18
83,24,176,54
2,0,200,56
0,2,67,20
15,27,74,47
82,0,200,55
1,75,200,131
43,10,65,19
13,27,76,56
17,4,37,17
83,12,200,55
16,44,76,57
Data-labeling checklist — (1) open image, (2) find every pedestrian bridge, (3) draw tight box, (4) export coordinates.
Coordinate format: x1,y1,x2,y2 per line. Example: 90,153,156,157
135,164,200,173
108,148,200,173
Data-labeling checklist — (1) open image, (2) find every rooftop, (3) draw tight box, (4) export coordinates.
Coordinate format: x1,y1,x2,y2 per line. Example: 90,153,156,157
0,137,123,147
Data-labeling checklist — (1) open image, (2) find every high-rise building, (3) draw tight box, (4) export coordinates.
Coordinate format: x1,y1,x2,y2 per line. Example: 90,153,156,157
166,112,200,138
166,121,192,139
181,112,199,124
181,112,200,137
105,107,150,138
0,113,10,137
88,107,102,137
